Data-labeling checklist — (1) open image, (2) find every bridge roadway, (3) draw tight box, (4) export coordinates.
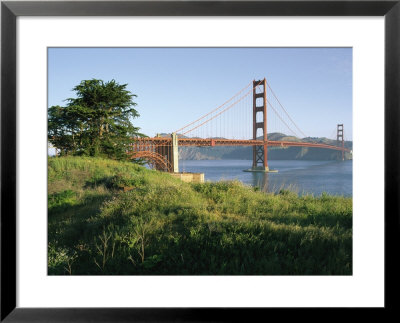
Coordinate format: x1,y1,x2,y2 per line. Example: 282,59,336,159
130,137,351,153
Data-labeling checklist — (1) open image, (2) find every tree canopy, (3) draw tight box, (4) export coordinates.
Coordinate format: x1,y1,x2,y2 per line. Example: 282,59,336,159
48,79,143,159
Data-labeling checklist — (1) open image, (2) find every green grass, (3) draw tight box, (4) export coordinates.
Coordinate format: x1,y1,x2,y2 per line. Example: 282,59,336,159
48,156,352,275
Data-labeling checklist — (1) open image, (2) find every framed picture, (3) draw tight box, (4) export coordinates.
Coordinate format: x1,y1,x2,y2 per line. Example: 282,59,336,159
1,0,399,321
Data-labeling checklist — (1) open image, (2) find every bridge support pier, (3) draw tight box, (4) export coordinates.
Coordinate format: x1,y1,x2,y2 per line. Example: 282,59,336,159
171,132,179,173
153,133,179,172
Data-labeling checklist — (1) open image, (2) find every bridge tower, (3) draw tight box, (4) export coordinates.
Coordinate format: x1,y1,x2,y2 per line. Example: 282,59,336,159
337,124,344,161
252,78,269,171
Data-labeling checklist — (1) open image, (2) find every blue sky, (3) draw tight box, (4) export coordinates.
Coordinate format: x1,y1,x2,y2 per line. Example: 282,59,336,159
48,47,352,140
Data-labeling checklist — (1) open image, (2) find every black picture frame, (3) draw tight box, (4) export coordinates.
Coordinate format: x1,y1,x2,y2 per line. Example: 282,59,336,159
1,0,399,321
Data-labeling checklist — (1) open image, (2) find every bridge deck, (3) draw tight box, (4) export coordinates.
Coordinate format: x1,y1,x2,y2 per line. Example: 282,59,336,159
131,137,351,152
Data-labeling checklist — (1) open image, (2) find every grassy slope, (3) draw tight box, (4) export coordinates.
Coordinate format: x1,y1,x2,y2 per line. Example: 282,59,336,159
48,156,352,275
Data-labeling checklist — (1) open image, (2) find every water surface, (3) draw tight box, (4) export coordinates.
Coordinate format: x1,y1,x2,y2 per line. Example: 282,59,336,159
178,159,352,196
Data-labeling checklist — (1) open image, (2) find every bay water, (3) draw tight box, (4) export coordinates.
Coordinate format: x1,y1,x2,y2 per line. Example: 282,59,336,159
178,159,352,196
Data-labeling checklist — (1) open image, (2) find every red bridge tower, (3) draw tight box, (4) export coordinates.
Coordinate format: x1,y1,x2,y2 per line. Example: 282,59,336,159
337,124,344,161
252,78,269,171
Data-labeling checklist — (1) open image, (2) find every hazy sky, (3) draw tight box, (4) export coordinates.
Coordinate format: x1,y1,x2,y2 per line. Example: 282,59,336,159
48,47,352,140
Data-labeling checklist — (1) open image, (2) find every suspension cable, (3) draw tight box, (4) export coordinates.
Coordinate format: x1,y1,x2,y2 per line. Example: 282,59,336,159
268,100,300,138
182,88,254,136
181,81,263,136
265,80,308,139
175,81,253,134
256,84,299,138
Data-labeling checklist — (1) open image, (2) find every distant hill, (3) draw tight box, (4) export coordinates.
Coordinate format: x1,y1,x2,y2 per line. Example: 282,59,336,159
156,133,353,161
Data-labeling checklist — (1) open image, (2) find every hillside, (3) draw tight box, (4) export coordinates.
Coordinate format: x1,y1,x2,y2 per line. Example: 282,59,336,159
159,133,353,160
48,156,352,275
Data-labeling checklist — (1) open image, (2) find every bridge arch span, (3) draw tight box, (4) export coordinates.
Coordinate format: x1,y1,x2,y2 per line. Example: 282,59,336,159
128,151,172,172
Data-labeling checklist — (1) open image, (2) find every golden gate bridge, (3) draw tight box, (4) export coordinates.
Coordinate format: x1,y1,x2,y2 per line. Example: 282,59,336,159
129,78,351,172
